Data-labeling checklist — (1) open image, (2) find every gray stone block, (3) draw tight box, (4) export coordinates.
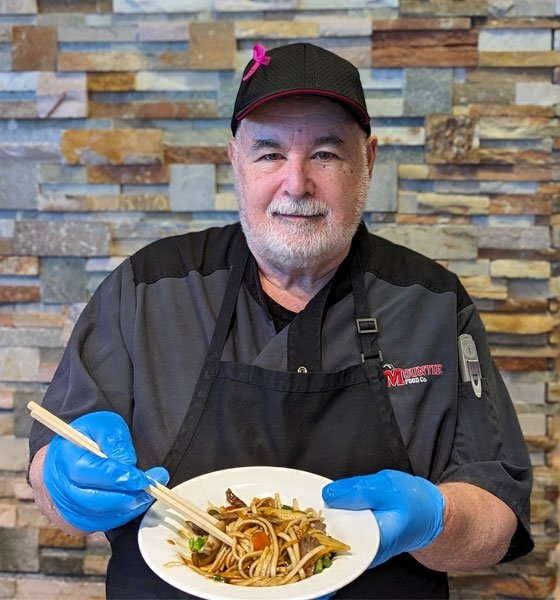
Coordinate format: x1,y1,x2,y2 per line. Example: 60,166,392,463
0,160,38,210
14,390,44,438
169,164,216,211
366,162,397,213
40,257,88,304
0,527,39,572
404,68,453,116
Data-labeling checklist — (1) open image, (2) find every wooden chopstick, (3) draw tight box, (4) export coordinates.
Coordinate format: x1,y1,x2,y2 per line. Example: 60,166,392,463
28,401,233,546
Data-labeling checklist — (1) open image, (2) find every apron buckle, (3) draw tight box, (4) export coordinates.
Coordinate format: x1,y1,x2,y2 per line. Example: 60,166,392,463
356,317,378,334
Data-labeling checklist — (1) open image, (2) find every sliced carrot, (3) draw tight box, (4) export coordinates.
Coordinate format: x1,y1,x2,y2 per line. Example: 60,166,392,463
251,531,270,550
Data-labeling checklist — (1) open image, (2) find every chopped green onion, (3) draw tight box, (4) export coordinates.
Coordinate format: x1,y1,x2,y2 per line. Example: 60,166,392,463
212,575,226,583
207,509,219,517
188,536,206,553
314,558,324,574
323,554,332,568
281,504,293,510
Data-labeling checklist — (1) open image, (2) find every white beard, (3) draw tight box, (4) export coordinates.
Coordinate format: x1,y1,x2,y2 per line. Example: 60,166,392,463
237,162,370,271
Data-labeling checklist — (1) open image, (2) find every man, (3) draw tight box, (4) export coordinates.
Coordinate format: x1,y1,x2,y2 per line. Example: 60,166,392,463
28,43,533,598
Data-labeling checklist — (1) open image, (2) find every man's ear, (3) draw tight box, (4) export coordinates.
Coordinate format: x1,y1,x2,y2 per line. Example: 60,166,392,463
228,138,237,170
367,136,378,178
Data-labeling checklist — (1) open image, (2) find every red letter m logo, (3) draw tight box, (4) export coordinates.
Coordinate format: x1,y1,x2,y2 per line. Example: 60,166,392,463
384,368,404,387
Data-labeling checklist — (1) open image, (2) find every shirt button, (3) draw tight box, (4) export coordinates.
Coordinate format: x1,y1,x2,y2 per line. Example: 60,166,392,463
297,366,307,373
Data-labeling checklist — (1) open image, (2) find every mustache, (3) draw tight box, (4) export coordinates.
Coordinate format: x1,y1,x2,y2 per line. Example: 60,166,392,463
267,198,330,217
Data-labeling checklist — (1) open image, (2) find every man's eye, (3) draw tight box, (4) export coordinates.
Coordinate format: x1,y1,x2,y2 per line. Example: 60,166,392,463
259,153,282,161
315,151,336,160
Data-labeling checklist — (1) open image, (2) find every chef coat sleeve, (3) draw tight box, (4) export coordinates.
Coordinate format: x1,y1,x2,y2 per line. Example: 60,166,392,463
28,259,136,465
439,298,534,562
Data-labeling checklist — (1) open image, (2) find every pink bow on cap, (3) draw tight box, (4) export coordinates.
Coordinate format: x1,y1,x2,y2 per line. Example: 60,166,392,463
242,44,271,81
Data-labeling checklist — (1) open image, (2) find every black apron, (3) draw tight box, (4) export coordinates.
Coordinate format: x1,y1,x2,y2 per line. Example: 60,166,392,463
106,235,449,599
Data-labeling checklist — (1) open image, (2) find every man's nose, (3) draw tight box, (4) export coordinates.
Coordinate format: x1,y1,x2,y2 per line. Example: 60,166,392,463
283,158,314,199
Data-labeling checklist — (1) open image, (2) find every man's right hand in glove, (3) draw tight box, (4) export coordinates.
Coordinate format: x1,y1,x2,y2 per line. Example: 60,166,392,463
42,411,169,533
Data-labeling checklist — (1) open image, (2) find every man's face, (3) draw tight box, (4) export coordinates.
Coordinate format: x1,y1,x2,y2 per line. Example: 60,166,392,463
229,96,376,271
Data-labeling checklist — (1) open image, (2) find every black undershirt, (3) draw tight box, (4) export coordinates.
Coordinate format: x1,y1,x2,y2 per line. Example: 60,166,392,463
263,293,297,332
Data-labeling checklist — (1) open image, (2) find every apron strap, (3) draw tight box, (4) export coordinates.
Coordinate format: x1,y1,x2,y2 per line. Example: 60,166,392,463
350,250,415,475
163,234,249,478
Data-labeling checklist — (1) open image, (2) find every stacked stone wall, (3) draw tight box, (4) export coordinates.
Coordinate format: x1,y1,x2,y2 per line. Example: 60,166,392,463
0,0,558,598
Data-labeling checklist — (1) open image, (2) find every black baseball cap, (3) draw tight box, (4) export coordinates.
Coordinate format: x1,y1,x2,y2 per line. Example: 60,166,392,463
231,43,371,136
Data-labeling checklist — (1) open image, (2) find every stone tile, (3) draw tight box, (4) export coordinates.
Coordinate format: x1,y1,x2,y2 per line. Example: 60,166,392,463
0,27,11,43
0,160,38,210
236,20,320,39
479,28,552,51
40,257,88,304
0,436,30,471
89,99,217,120
88,164,169,184
39,164,88,185
479,51,560,67
488,0,558,16
299,0,396,7
0,414,13,436
374,126,425,146
169,164,216,211
0,257,39,276
366,162,397,212
426,115,480,164
318,16,373,36
516,81,560,105
137,22,189,42
58,25,136,43
401,0,488,15
518,414,546,436
0,327,61,349
0,0,37,13
36,73,87,119
0,73,39,92
135,70,219,91
490,259,551,278
87,72,135,92
39,528,86,548
0,286,40,304
477,225,551,249
187,22,236,70
12,26,57,72
61,129,163,165
371,225,478,259
40,549,83,576
404,68,453,116
13,221,111,257
0,527,38,572
214,0,295,10
16,578,106,598
83,553,109,574
58,52,147,72
114,0,209,11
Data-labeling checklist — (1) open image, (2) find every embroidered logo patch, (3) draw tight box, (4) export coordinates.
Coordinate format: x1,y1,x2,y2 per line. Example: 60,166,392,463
383,363,443,387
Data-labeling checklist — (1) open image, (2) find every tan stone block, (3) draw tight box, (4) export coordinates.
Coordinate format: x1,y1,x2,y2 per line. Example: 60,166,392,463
37,0,112,12
427,164,551,181
415,193,489,214
0,413,13,436
0,257,38,276
12,26,57,71
426,115,480,164
0,0,37,14
89,100,217,120
0,501,16,527
479,51,560,67
373,30,478,67
490,259,551,278
479,116,560,139
480,312,557,334
235,20,319,38
0,26,12,42
39,193,170,212
0,390,14,410
17,504,50,527
0,102,38,119
163,145,229,164
59,52,147,72
401,0,488,16
61,129,163,165
490,195,552,215
39,527,86,548
0,348,39,382
494,356,549,372
16,578,105,599
373,17,471,30
215,192,237,211
83,554,109,575
188,22,236,70
12,479,34,501
88,165,169,185
0,286,40,304
468,104,555,118
460,275,508,300
87,72,136,92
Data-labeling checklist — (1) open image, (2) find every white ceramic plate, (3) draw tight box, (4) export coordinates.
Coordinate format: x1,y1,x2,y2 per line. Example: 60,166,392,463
138,466,379,600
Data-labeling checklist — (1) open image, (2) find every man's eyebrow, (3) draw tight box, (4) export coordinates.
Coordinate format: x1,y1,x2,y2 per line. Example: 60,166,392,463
250,139,282,151
314,135,344,146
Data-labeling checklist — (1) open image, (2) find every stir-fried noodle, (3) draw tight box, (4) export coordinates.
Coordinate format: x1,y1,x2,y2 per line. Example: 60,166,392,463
170,488,350,587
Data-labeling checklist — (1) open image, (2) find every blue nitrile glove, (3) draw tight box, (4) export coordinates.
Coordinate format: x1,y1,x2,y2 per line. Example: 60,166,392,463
322,469,444,567
44,411,169,533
